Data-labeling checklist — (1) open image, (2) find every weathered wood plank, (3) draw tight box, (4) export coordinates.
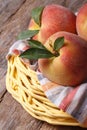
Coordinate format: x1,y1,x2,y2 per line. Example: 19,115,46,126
0,0,26,29
0,92,43,130
0,76,6,102
0,0,87,129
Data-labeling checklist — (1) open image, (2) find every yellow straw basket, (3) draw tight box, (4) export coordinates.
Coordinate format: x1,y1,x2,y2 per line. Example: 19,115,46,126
6,55,84,127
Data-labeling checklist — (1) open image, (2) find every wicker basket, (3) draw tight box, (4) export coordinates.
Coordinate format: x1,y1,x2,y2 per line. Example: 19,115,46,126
6,55,84,127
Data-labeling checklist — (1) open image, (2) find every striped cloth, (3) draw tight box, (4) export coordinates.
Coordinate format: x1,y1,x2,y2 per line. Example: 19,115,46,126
37,71,87,125
7,40,87,126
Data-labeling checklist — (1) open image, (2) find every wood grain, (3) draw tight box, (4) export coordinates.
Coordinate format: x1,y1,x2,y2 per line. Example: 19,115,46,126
0,0,87,129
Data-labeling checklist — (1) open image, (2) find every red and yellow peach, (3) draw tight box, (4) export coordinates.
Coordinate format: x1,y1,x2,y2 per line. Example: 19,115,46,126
29,4,76,44
38,31,87,86
76,3,87,41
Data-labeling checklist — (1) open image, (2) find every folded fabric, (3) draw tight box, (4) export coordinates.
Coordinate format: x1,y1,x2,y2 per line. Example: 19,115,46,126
37,71,87,125
7,40,87,126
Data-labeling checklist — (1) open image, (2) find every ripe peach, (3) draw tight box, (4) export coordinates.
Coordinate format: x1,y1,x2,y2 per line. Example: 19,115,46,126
76,4,87,41
29,4,76,44
38,31,87,86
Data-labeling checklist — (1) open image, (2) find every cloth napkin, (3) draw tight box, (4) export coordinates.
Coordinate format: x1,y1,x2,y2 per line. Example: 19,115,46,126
7,40,87,127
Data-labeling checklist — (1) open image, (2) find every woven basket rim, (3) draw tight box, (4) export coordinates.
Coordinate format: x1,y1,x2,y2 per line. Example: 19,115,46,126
6,55,85,128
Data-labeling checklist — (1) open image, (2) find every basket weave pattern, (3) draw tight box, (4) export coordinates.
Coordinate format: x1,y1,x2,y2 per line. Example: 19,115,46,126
6,56,82,127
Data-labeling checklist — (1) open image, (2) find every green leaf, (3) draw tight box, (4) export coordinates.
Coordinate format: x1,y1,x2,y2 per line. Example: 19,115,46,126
20,48,55,60
17,30,39,40
54,37,64,51
31,6,44,26
28,40,46,49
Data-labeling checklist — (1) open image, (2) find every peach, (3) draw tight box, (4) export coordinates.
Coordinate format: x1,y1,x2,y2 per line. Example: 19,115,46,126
29,4,76,44
76,4,87,41
38,31,87,86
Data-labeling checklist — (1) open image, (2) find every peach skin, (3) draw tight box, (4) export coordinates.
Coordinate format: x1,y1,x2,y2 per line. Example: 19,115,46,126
76,3,87,41
38,31,87,86
29,4,76,44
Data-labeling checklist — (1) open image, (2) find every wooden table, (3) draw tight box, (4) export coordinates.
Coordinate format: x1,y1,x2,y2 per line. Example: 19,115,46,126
0,0,87,129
